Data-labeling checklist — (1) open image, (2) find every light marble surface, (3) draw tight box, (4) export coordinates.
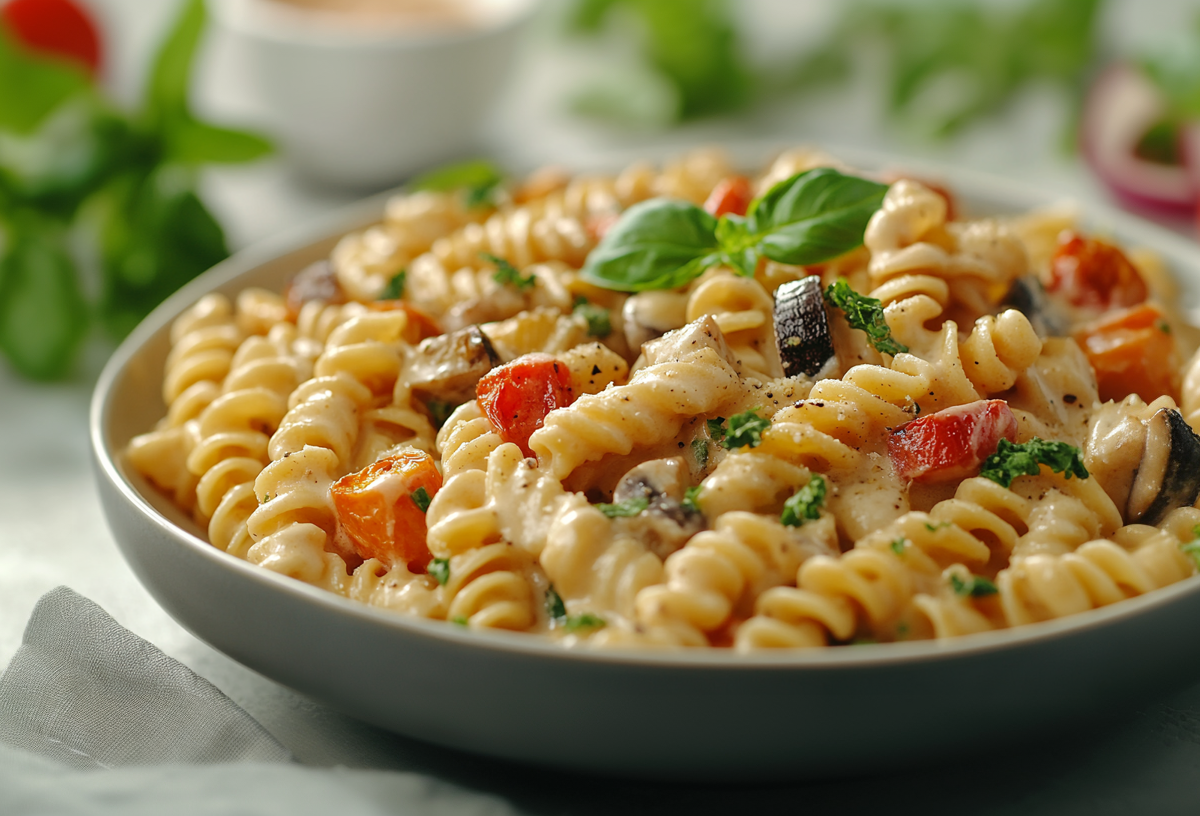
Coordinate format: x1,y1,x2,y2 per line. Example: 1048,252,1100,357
6,0,1200,812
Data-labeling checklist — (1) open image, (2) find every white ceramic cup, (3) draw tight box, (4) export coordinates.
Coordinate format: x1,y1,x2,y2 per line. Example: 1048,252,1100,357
209,0,539,188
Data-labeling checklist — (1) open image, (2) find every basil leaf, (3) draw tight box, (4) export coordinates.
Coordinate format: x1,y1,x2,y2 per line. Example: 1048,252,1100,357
0,29,92,135
581,198,719,291
410,159,503,194
0,214,87,380
165,118,273,165
735,168,888,266
144,0,206,124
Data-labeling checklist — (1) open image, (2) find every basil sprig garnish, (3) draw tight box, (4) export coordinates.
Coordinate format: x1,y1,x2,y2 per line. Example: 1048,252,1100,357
582,168,888,291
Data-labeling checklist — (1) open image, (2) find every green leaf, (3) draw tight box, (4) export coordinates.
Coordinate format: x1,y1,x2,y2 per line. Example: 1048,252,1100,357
731,169,889,267
410,159,503,208
719,407,769,450
145,0,206,123
949,572,999,598
545,586,567,620
682,485,703,514
563,613,606,633
0,28,93,135
378,270,407,301
706,417,726,444
596,496,649,518
824,278,908,356
0,214,87,380
781,474,827,527
411,487,432,513
429,558,450,586
573,299,612,337
165,117,273,165
481,252,536,291
580,198,719,292
979,438,1089,489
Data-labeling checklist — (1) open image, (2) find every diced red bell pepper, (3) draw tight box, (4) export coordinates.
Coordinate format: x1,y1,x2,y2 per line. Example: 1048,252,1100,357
703,175,754,218
2,0,101,76
330,451,442,572
1048,231,1148,310
476,353,574,457
1074,303,1180,403
889,400,1019,484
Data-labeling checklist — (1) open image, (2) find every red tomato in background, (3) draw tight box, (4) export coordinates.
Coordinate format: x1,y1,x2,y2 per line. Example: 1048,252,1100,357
2,0,102,76
703,175,753,218
1048,231,1148,310
477,353,574,457
889,400,1019,484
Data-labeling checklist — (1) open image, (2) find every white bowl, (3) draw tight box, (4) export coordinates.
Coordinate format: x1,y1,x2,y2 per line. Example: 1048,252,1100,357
90,146,1200,781
209,0,539,188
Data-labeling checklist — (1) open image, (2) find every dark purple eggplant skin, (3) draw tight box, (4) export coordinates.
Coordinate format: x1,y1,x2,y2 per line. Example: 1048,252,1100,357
1138,408,1200,526
774,276,834,377
1003,276,1069,337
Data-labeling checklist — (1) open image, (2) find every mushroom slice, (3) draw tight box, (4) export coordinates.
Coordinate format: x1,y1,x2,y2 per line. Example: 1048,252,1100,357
773,276,835,377
612,457,704,560
404,325,500,405
1002,276,1069,338
1128,408,1200,525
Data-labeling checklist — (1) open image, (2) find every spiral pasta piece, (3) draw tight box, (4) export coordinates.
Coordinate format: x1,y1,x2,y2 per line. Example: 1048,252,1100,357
162,293,244,427
685,272,782,381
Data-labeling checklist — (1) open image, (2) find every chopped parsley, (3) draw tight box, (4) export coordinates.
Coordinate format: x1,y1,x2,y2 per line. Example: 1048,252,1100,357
691,437,709,470
890,538,906,555
426,399,458,430
824,278,908,356
259,492,271,504
949,572,999,598
979,438,1089,489
411,487,432,513
378,270,406,300
573,297,612,337
428,558,450,586
451,615,469,627
596,496,649,518
1159,320,1172,334
545,586,567,621
717,407,770,450
924,521,950,532
781,474,827,527
1181,525,1200,570
682,485,703,514
464,177,503,209
706,417,726,444
481,252,536,290
563,613,606,633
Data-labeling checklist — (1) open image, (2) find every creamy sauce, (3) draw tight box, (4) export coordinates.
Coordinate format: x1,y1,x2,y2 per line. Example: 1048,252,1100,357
265,0,480,31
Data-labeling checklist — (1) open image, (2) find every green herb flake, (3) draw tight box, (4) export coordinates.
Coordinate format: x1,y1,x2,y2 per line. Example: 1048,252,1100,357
719,407,770,450
545,586,567,621
949,572,999,598
850,637,878,646
596,496,650,518
979,438,1089,489
411,487,432,513
451,615,469,627
706,417,726,444
426,400,458,430
824,278,908,355
563,613,606,633
682,485,703,514
1182,527,1200,571
691,437,709,470
1159,320,1172,334
378,270,406,300
890,538,906,555
481,252,536,290
924,521,950,532
781,474,827,527
410,159,504,209
573,299,612,337
428,558,450,586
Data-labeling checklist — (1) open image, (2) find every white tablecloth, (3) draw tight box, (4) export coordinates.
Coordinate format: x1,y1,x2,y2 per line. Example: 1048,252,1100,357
6,0,1200,812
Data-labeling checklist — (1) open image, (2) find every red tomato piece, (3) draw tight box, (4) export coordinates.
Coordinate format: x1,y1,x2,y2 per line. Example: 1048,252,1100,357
368,300,442,344
889,400,1019,484
2,0,101,76
476,353,574,457
703,175,754,218
1074,303,1180,403
330,451,442,572
1048,231,1148,310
